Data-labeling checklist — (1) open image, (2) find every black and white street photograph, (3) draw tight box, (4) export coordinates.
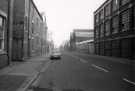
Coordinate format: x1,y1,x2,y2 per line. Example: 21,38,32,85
0,0,135,91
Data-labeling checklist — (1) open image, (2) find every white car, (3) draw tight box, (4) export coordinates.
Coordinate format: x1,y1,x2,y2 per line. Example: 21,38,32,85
50,50,61,60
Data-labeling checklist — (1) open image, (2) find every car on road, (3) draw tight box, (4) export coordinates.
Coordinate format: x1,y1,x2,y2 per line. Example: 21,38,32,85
50,50,62,60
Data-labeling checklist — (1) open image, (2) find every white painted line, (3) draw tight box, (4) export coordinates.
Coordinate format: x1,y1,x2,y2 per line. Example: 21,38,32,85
123,78,135,86
40,61,51,73
91,64,109,73
79,58,88,63
17,72,39,91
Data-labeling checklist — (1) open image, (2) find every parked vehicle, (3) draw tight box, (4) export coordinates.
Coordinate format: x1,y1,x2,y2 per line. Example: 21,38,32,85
50,50,62,60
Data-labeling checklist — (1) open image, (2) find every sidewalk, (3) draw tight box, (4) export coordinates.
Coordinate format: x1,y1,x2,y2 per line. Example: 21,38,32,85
0,55,50,91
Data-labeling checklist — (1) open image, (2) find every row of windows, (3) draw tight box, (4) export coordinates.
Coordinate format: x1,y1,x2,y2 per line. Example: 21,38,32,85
95,9,131,39
95,0,130,24
95,38,133,58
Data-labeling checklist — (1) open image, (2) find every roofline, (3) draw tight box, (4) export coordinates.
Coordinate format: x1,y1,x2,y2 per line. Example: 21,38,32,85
31,0,43,21
73,29,93,32
94,0,111,15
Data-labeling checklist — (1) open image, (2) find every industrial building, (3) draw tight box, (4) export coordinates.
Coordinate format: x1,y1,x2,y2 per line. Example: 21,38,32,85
0,0,14,68
12,0,47,61
94,0,135,59
0,0,48,68
70,29,94,53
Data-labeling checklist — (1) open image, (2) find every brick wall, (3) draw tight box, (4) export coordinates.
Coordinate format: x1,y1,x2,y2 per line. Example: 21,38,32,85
0,0,9,68
0,0,8,14
12,0,25,61
94,0,135,60
28,0,43,57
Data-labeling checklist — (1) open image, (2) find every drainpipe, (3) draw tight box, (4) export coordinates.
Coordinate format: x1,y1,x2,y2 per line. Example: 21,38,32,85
7,0,14,65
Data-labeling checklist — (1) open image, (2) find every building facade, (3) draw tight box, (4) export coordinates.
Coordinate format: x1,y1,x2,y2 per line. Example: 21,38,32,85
94,0,135,59
0,0,14,68
41,16,48,55
70,29,94,53
0,0,9,68
12,0,46,61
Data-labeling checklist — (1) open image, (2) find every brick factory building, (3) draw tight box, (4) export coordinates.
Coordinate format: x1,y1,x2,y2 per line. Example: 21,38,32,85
94,0,135,59
12,0,47,61
0,0,14,68
0,0,48,68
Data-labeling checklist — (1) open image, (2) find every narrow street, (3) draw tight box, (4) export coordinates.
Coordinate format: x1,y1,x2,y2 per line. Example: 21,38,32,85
27,51,135,91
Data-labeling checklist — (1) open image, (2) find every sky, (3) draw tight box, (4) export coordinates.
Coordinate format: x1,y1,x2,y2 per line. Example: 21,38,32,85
33,0,106,47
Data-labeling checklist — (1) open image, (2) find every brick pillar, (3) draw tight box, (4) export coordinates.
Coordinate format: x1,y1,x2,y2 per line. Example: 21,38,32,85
7,0,14,64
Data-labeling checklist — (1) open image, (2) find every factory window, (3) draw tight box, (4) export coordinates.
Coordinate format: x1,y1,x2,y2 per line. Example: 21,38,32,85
112,16,119,34
100,9,104,21
134,7,135,29
112,0,119,11
100,24,104,37
105,20,110,36
0,16,5,51
32,21,34,34
105,4,111,16
95,14,99,24
121,10,130,32
95,27,99,39
121,0,130,6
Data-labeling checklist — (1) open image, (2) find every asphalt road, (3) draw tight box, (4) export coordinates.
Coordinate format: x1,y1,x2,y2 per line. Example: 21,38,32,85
28,52,135,91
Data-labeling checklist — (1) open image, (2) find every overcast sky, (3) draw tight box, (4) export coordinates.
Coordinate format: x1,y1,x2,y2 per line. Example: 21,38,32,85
33,0,106,47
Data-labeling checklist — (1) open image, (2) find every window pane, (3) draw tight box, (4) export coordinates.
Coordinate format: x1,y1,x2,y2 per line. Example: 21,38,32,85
95,14,99,24
112,16,119,33
100,10,104,20
0,16,5,50
121,0,130,6
105,4,111,16
112,0,119,11
100,24,104,37
0,29,4,38
95,27,99,38
121,10,130,31
0,17,3,27
134,7,135,28
0,39,3,50
105,21,110,36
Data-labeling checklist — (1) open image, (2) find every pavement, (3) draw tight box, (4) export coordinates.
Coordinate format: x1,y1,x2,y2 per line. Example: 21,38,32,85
0,55,50,91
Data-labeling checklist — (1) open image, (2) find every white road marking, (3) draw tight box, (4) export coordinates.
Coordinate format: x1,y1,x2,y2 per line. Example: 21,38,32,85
91,64,109,73
17,61,51,91
40,61,51,73
79,58,88,63
123,78,135,86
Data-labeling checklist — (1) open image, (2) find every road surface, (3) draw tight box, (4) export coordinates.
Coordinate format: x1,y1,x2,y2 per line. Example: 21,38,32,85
27,52,135,91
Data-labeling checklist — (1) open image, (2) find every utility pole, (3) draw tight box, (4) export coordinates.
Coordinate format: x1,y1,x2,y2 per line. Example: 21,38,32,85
7,0,14,64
